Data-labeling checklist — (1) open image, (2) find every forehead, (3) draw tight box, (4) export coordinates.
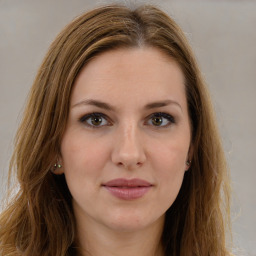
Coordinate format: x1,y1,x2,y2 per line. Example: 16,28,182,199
71,47,186,109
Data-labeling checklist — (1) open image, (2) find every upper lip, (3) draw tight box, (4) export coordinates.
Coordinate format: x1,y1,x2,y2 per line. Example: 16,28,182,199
103,178,152,187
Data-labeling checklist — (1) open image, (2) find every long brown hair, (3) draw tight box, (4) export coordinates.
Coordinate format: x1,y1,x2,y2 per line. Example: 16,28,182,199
0,4,231,256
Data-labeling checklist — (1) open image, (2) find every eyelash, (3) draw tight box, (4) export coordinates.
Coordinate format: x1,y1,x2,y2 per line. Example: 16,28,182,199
79,112,175,129
79,112,110,128
147,112,175,127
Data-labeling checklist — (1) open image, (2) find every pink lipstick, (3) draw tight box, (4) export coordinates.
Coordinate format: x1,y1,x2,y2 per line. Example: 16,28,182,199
102,178,152,200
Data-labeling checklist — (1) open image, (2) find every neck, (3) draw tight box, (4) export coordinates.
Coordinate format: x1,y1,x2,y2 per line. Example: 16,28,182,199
76,215,165,256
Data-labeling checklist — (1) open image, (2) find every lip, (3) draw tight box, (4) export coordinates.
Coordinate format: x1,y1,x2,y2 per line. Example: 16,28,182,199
102,178,153,200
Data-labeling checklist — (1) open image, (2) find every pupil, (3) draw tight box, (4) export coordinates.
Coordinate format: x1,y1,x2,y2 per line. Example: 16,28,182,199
153,116,162,126
92,117,102,125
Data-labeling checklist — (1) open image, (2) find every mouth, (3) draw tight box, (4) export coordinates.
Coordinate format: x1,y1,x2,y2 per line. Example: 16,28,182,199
102,178,153,200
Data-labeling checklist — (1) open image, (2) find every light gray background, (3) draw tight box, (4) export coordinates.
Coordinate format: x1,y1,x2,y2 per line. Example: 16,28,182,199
0,0,255,255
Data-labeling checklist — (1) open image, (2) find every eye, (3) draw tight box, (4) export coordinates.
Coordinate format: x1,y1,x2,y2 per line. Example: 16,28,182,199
147,112,175,127
79,113,110,128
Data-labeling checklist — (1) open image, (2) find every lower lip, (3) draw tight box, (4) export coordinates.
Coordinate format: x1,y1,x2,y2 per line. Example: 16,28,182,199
104,186,152,200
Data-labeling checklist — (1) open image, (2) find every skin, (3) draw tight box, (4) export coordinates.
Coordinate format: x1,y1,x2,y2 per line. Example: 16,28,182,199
59,47,192,256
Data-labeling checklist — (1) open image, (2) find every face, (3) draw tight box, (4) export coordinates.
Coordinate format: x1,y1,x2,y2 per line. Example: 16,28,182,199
60,47,192,233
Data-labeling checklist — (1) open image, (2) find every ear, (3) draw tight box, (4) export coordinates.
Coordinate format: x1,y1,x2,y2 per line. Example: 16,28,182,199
51,156,64,175
185,144,194,171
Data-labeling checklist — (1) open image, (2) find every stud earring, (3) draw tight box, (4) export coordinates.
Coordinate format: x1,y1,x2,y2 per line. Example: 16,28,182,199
54,163,62,168
186,160,191,166
52,162,62,172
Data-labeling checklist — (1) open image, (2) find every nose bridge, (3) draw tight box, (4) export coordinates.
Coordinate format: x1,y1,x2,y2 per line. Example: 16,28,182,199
111,121,146,169
124,122,137,143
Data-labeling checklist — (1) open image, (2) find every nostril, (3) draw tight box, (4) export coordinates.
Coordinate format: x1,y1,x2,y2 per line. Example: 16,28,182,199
111,140,146,169
117,161,143,169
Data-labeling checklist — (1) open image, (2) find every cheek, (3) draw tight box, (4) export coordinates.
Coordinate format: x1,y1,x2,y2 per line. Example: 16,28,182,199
151,139,188,175
60,130,110,178
60,132,111,205
158,146,186,189
150,140,189,205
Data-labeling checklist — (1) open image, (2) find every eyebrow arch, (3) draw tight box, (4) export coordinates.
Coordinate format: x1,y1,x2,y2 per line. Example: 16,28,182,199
72,99,182,111
72,99,116,111
145,100,182,111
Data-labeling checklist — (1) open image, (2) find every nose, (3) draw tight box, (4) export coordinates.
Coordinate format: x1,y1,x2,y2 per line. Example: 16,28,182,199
111,123,146,170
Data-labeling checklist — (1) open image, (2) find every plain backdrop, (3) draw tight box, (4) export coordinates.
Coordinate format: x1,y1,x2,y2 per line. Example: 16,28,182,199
0,0,255,255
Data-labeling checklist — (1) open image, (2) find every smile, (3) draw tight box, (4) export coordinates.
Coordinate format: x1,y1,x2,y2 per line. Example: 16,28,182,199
102,178,153,200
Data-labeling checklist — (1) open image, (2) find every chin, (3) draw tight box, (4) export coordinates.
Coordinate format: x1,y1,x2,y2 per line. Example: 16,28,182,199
104,211,164,233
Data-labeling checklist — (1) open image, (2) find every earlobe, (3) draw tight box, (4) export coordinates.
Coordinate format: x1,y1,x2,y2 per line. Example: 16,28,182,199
185,159,191,171
186,160,191,166
185,144,194,171
51,158,64,175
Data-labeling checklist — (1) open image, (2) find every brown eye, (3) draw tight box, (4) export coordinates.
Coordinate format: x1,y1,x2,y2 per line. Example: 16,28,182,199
91,116,102,126
147,112,175,127
152,116,163,126
79,113,109,128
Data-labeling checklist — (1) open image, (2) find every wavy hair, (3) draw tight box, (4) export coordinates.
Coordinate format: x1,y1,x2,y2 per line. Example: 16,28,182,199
0,4,231,256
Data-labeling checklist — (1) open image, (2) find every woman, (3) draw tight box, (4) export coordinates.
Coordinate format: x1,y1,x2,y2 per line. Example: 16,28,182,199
0,4,232,256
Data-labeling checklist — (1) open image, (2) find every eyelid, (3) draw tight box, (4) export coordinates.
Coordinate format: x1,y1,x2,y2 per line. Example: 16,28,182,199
146,112,175,127
79,112,112,128
79,111,175,128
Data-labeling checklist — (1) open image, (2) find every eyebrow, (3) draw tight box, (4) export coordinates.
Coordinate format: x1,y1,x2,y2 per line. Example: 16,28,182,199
72,99,116,111
145,100,182,111
72,99,182,111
